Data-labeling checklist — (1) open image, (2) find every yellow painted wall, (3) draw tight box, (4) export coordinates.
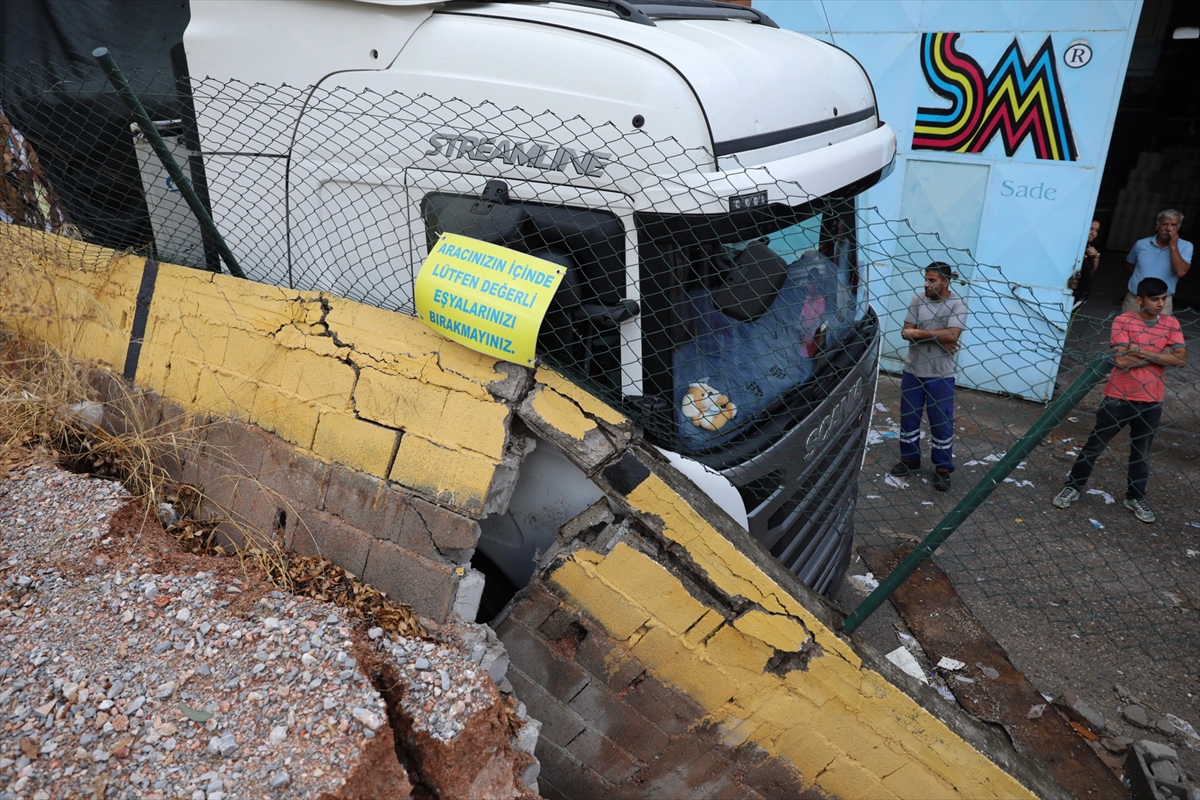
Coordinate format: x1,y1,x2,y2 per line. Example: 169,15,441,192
0,227,511,516
548,488,1038,799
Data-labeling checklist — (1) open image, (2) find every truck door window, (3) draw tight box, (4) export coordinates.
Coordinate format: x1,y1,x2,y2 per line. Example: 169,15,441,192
420,191,630,390
657,196,863,455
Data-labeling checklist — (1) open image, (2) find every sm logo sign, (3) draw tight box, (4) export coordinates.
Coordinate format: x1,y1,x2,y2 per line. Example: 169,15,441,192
912,33,1078,162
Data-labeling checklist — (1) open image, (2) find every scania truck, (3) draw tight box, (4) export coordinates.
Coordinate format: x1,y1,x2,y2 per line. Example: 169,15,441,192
159,0,896,603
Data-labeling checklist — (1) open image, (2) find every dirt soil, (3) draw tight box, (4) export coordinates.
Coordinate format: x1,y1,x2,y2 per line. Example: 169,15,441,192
837,274,1200,789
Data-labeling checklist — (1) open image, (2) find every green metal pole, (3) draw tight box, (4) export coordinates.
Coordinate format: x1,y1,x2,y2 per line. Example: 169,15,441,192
93,47,246,279
842,355,1113,634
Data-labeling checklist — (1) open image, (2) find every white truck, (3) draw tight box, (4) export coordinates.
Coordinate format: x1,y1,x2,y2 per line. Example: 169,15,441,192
158,0,896,606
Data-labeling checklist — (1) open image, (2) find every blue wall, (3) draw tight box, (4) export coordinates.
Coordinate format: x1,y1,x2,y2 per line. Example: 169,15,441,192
759,1,1142,401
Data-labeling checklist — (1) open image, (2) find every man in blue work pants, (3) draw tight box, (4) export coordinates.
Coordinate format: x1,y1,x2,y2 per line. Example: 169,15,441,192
890,263,969,492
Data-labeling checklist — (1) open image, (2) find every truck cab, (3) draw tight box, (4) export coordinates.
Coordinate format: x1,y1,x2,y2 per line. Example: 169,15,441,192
174,0,896,599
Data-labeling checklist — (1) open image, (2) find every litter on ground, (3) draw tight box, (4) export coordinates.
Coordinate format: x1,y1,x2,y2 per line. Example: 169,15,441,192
885,647,929,684
1086,489,1115,504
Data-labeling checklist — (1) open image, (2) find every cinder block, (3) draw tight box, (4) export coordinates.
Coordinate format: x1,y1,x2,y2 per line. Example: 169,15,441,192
221,327,285,387
572,621,645,692
506,666,586,747
388,434,495,517
286,508,372,578
355,366,447,433
312,411,398,477
410,495,480,552
249,383,320,450
322,466,397,535
547,559,651,641
502,583,563,631
730,743,804,799
496,618,591,702
567,681,669,764
533,736,613,800
360,537,458,623
566,729,639,784
193,365,257,420
258,432,329,507
275,342,358,409
595,543,708,635
622,670,705,737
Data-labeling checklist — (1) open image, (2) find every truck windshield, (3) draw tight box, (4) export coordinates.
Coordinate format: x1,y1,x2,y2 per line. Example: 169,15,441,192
668,198,862,453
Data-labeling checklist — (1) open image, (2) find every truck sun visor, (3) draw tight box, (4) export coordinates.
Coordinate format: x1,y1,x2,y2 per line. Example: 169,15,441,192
710,242,789,323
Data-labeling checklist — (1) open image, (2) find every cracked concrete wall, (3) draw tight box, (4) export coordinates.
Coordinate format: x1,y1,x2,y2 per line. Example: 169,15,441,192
0,227,524,623
4,226,1066,798
505,366,1068,799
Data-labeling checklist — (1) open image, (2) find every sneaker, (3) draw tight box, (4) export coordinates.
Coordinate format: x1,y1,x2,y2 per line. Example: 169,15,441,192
1052,487,1080,509
890,460,919,477
1123,498,1156,524
933,469,950,492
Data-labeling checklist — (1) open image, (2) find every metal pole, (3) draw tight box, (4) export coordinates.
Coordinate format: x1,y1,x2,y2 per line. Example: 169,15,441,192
92,47,245,279
842,355,1113,634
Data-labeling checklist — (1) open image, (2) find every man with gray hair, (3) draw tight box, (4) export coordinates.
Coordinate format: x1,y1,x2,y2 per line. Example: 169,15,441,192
1124,210,1192,316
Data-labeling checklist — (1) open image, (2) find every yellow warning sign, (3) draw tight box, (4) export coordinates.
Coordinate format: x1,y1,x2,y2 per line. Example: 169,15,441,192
414,232,566,365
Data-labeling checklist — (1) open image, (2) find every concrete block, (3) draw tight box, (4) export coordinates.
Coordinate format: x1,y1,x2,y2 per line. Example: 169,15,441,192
565,618,644,693
533,738,612,800
497,618,591,702
567,681,669,763
501,583,562,631
486,360,534,402
506,667,586,747
566,729,639,784
389,434,495,517
407,496,480,561
517,384,622,473
249,382,321,450
451,567,486,622
322,466,401,538
621,670,705,737
286,508,373,578
257,432,329,508
312,411,399,477
731,743,804,798
360,537,458,623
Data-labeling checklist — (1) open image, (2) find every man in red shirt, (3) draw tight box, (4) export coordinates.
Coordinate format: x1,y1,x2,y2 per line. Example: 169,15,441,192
1052,278,1187,523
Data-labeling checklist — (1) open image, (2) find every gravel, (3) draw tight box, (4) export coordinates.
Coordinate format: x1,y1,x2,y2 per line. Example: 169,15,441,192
0,466,389,798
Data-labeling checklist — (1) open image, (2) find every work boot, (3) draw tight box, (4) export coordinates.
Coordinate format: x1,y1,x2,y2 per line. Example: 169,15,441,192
889,459,919,477
933,468,951,492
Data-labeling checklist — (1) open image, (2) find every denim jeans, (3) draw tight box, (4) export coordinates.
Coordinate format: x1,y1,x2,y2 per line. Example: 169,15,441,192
1067,397,1163,501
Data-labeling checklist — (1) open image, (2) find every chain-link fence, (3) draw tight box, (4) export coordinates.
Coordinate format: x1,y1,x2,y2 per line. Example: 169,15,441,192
2,64,1197,671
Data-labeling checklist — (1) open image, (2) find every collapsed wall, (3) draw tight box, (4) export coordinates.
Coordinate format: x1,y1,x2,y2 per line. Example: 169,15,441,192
2,225,1070,798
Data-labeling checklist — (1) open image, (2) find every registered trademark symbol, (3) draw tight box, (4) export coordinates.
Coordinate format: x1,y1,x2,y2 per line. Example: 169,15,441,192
1064,40,1092,68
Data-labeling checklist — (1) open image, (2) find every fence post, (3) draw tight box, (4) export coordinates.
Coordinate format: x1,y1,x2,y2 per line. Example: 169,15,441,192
842,355,1113,634
92,47,246,279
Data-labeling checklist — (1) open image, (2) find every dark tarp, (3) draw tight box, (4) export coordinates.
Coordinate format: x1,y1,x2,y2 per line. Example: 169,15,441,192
0,0,189,249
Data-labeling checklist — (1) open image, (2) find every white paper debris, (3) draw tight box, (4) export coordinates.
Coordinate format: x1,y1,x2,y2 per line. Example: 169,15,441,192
884,475,909,489
937,657,966,671
1086,489,1115,504
846,573,880,594
866,429,884,445
885,647,928,684
1165,714,1200,742
875,403,889,413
